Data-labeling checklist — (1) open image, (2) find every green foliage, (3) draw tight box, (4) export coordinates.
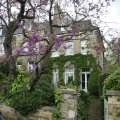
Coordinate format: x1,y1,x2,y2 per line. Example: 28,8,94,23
103,68,120,95
98,74,109,96
88,69,100,96
12,80,54,115
0,63,9,75
53,88,62,120
0,70,55,116
77,90,90,120
11,70,30,92
48,54,99,88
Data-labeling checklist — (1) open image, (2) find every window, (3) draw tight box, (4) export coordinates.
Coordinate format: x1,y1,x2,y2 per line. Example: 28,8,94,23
64,68,74,85
51,47,59,57
0,29,2,36
53,68,59,86
81,68,90,92
0,44,4,54
81,40,88,55
27,60,34,71
16,61,22,69
22,42,29,53
65,42,74,55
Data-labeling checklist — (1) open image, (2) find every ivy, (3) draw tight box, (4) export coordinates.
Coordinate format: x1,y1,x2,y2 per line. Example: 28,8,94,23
53,88,62,120
44,53,100,89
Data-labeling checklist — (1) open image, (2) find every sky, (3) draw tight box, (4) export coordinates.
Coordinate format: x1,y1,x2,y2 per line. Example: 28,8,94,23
101,0,120,39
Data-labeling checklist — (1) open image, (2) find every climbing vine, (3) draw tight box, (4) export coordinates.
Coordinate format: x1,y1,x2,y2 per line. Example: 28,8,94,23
43,53,100,90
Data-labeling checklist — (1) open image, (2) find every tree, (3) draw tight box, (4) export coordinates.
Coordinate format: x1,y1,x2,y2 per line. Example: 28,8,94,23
0,0,109,89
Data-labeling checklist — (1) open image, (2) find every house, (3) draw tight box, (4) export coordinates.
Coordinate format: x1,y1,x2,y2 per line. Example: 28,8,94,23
0,4,104,92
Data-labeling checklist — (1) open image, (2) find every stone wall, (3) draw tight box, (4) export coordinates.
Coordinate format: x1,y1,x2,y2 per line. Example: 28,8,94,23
26,106,54,120
60,89,77,120
106,91,120,120
0,89,77,120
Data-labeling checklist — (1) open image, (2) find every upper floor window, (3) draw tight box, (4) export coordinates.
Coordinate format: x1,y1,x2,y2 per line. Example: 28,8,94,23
53,68,59,86
22,42,29,53
81,40,88,55
65,42,74,55
64,68,74,85
51,47,59,57
0,43,4,55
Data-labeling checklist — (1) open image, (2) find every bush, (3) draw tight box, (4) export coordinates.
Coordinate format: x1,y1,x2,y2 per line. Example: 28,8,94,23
0,63,9,76
1,71,55,116
98,74,109,96
10,80,55,115
103,68,120,95
77,90,90,120
88,69,100,96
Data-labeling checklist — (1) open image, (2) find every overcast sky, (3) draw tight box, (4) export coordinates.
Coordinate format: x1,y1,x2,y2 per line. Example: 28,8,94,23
101,0,120,39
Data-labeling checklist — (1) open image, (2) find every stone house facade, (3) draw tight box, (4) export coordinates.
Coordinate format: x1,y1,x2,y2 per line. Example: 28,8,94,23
0,4,105,92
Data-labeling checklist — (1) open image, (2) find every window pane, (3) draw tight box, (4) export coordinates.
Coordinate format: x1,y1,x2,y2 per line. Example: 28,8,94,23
65,42,73,55
81,40,88,54
29,60,34,64
17,61,22,65
82,74,85,82
82,82,85,89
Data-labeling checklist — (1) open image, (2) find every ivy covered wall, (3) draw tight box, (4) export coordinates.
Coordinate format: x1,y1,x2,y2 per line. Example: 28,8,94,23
42,53,100,92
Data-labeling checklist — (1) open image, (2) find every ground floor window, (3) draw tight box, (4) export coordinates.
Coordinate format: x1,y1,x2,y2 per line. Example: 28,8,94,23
27,60,34,71
64,68,74,85
81,68,90,92
53,68,59,86
16,60,22,69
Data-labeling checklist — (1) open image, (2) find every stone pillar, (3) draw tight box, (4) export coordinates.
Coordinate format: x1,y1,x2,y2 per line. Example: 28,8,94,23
60,89,77,120
106,90,120,120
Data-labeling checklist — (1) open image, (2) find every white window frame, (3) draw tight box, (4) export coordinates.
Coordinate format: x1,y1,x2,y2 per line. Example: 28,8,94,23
64,68,74,85
0,29,2,36
51,47,59,57
81,69,90,92
0,43,4,55
53,68,59,86
16,60,22,69
65,42,74,55
27,60,34,71
81,40,88,55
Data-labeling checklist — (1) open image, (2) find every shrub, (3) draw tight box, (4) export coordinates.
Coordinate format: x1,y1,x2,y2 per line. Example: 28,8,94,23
103,68,120,95
1,70,55,116
10,80,55,115
98,74,109,96
88,69,100,96
0,63,9,76
77,90,90,120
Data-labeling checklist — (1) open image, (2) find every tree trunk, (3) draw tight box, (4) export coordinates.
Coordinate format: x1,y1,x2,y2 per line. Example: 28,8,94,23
3,21,17,76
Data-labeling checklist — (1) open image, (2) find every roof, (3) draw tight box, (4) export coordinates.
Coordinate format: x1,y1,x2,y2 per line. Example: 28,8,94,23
71,20,98,32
